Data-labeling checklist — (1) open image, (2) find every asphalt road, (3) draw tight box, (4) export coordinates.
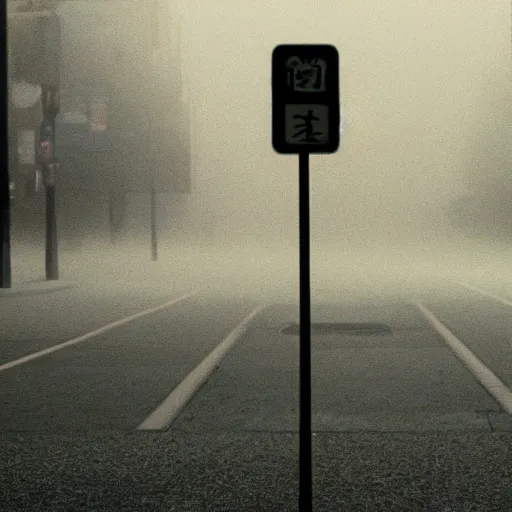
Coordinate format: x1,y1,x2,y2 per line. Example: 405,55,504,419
1,275,512,510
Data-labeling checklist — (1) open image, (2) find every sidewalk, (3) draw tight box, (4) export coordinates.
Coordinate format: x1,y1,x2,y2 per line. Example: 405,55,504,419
0,242,212,365
0,280,76,297
0,239,299,310
2,240,211,297
7,237,509,300
1,243,77,297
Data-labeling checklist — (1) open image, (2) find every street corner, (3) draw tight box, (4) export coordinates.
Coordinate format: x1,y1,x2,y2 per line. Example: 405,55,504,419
0,280,78,298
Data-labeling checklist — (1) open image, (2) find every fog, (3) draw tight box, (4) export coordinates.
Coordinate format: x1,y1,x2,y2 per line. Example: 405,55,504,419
177,0,509,248
11,1,512,301
165,0,511,296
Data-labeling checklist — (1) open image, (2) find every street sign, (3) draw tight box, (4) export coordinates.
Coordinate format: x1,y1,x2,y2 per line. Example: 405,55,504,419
272,44,340,154
272,43,341,512
17,129,36,165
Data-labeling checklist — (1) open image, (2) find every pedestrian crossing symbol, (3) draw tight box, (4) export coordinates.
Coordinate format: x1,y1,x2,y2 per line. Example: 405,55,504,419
285,104,329,145
285,57,327,92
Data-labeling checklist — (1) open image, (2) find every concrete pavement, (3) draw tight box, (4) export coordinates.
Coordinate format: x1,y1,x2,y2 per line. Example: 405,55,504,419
2,244,512,510
0,279,77,297
172,301,511,433
0,294,259,431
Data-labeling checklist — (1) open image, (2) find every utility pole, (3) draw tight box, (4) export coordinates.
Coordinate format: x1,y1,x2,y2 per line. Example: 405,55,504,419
0,0,11,288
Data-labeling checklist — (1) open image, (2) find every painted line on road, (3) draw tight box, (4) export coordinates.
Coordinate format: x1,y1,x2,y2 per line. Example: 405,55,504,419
137,304,266,431
415,302,512,414
0,290,200,373
454,281,512,308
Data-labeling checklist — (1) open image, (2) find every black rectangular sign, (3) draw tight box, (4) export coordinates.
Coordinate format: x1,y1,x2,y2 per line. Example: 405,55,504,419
272,44,340,154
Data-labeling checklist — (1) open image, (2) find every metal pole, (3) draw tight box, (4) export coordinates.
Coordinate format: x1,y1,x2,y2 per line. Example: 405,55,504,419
44,163,58,279
298,150,312,512
0,0,12,288
108,189,115,246
149,2,159,263
42,87,59,280
150,178,157,261
148,48,157,262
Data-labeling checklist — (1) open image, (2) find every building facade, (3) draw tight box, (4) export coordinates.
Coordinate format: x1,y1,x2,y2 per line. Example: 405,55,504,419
8,0,190,248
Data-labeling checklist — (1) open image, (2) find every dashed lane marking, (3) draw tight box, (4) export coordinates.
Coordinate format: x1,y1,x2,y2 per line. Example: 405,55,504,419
137,304,266,431
454,281,512,308
0,290,200,373
415,302,512,414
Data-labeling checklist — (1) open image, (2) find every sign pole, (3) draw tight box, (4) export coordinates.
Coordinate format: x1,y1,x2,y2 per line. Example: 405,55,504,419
272,43,340,512
41,86,59,280
299,150,312,511
108,189,115,246
150,176,158,261
0,0,12,288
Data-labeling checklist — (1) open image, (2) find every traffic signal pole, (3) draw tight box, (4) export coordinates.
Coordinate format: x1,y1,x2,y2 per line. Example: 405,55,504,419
41,85,59,280
0,0,12,288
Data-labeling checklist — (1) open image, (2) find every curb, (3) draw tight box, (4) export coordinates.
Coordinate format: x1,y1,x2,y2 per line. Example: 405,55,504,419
0,281,78,298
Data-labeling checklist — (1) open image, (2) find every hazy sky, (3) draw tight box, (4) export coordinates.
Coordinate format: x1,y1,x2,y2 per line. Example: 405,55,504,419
175,1,510,248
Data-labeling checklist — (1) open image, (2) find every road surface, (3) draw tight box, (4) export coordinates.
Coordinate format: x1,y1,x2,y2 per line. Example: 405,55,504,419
1,272,512,511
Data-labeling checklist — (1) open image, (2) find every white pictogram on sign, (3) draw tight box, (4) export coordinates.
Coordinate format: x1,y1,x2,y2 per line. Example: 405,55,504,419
285,56,327,92
285,104,329,145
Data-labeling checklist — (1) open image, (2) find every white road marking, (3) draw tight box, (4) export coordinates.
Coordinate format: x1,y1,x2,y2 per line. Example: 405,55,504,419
0,290,200,373
415,302,512,414
454,281,512,308
137,304,266,431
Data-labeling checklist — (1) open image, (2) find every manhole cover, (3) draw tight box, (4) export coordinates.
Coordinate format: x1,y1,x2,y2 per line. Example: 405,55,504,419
281,322,392,336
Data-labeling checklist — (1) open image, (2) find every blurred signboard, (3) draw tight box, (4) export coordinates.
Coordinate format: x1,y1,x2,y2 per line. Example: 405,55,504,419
272,44,340,154
88,98,108,132
53,0,190,194
17,129,36,165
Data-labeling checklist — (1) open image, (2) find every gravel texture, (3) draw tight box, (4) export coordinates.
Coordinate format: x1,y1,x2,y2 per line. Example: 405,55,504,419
2,431,512,511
